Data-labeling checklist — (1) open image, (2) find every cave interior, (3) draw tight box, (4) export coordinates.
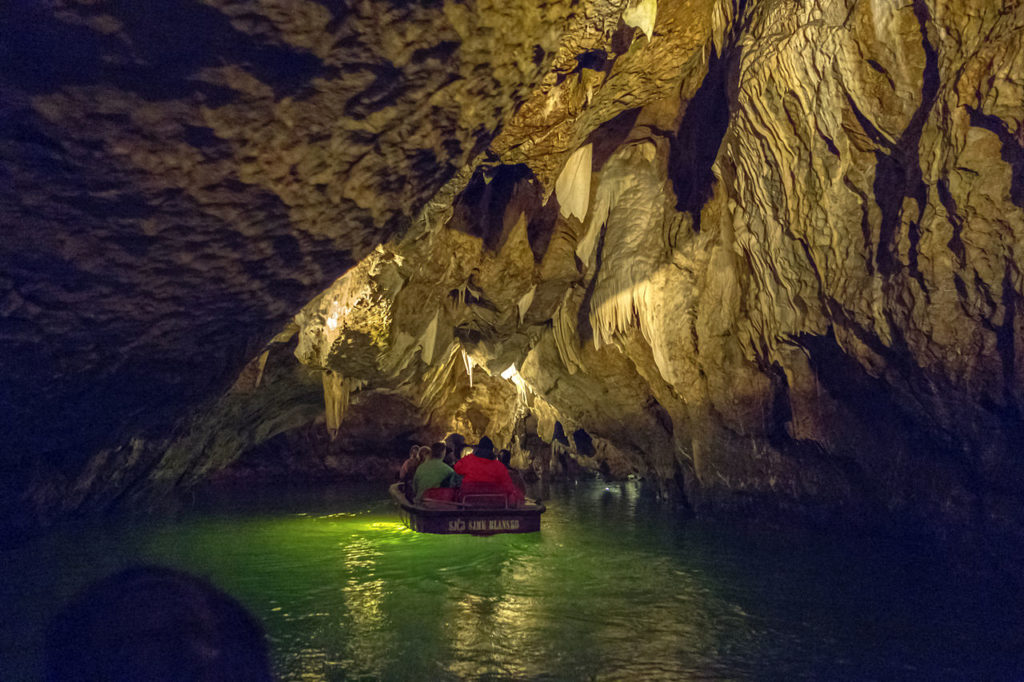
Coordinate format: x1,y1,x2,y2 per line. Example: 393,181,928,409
1,0,1023,588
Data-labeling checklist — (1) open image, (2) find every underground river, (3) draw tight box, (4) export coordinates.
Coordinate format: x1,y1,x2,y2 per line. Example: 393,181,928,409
2,480,1022,680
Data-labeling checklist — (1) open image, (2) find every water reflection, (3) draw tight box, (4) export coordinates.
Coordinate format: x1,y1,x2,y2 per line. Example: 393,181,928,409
444,539,533,679
341,535,388,676
1,481,1022,680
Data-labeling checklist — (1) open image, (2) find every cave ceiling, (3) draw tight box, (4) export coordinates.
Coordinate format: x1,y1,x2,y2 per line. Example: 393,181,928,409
3,0,1024,569
0,0,579,459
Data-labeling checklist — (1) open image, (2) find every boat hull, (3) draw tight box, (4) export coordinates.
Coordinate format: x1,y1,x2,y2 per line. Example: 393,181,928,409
390,483,544,535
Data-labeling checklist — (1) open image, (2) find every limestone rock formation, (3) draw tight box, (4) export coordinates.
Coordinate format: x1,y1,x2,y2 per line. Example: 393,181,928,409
3,0,1024,578
0,0,574,521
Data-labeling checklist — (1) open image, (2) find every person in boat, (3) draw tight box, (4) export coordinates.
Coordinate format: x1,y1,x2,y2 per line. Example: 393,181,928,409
498,448,527,496
454,436,525,506
412,442,461,504
443,432,466,467
399,444,425,485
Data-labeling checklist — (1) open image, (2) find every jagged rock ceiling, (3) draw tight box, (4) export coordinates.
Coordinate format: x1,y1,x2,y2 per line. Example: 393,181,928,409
0,0,574,458
3,0,1024,574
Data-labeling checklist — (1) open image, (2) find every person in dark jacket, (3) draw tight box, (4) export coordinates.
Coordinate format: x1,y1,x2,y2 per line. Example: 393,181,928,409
454,436,524,505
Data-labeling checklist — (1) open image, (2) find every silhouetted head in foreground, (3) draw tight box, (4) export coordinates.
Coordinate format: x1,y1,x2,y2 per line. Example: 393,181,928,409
475,436,495,459
45,565,273,682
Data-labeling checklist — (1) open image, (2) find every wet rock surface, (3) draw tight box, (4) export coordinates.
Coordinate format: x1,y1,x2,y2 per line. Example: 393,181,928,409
3,0,1024,577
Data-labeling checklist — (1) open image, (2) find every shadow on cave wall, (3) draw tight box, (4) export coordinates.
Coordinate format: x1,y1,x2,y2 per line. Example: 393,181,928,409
449,164,539,252
792,329,989,522
797,328,1024,581
0,0,332,101
870,0,940,284
669,50,732,232
967,107,1024,211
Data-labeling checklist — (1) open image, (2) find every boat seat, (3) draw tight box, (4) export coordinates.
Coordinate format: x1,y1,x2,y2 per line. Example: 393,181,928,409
422,487,456,502
458,481,514,507
420,487,460,509
460,493,508,508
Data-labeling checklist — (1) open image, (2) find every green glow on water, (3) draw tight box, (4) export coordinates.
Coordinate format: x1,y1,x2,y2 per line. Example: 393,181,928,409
2,481,1022,680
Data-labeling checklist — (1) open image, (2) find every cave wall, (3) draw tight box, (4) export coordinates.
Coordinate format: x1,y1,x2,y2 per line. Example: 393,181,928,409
694,0,1024,549
259,0,1024,566
3,0,1024,573
0,0,577,526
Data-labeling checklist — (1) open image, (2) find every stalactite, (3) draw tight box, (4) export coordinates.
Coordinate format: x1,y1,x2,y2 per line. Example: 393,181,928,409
575,213,603,270
555,143,593,222
711,0,737,56
501,363,532,405
321,370,366,440
583,141,666,351
590,280,659,349
419,310,440,364
576,143,658,269
253,350,269,389
552,287,584,374
517,285,536,324
462,346,474,387
228,349,271,394
623,0,657,42
322,369,348,440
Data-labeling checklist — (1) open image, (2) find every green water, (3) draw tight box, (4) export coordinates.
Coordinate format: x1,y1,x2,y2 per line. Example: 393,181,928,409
2,481,1022,680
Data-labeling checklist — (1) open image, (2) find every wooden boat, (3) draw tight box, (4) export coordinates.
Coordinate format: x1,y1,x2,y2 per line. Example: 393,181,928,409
389,482,545,535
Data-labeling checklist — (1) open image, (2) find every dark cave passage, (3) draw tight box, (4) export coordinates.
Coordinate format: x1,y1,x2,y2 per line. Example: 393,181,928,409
3,0,1024,679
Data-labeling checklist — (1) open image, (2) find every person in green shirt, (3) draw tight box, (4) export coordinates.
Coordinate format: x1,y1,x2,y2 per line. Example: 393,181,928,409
412,442,461,503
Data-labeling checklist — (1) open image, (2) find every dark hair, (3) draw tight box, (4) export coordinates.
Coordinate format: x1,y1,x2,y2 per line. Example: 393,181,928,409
45,565,274,682
430,442,446,459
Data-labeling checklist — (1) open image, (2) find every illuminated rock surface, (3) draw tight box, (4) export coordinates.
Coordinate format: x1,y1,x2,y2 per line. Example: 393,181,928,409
2,0,1024,574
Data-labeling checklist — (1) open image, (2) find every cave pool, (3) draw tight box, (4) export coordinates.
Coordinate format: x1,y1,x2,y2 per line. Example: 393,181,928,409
2,480,1022,680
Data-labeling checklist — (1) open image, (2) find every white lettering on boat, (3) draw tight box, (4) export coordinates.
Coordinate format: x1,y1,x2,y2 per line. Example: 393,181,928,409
448,518,520,532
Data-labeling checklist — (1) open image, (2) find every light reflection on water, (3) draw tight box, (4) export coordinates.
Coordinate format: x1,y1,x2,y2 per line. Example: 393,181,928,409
2,480,1023,680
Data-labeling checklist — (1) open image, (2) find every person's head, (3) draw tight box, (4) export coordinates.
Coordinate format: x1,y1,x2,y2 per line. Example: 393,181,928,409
45,565,273,682
460,446,473,459
475,436,495,459
409,444,420,458
417,445,432,461
497,449,512,467
430,442,446,459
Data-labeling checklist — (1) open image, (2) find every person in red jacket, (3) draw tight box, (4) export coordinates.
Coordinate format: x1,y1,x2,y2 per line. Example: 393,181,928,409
454,436,525,507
